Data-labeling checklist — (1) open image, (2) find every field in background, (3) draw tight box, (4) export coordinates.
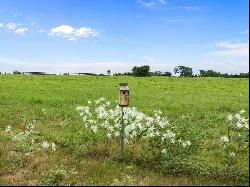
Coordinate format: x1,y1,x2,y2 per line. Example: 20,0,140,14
0,75,249,186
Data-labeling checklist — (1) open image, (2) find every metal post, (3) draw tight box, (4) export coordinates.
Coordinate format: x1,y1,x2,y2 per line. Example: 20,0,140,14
121,107,125,159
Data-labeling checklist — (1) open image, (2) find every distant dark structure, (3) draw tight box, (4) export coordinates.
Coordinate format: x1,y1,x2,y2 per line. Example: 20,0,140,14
70,73,98,76
23,72,47,75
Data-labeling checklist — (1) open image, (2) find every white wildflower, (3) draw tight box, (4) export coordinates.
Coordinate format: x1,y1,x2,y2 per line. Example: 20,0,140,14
107,133,112,139
227,114,233,121
186,140,191,146
182,140,191,147
235,113,241,120
182,142,187,147
161,149,167,154
114,131,120,137
91,125,98,133
236,122,244,129
220,136,229,143
170,139,176,144
42,141,50,149
5,125,12,133
239,109,246,114
229,152,235,157
51,142,56,151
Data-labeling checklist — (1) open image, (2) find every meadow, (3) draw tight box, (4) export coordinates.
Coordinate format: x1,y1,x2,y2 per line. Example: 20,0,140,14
0,75,249,186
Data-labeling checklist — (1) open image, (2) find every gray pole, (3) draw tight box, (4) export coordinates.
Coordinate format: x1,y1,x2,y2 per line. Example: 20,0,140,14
121,107,125,159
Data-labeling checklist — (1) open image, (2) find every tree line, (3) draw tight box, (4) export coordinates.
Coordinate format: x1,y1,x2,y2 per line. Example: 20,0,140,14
2,65,248,78
112,65,249,78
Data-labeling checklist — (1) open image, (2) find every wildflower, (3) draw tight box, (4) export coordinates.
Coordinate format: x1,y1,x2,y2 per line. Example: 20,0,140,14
182,141,191,147
161,149,167,154
107,133,112,139
236,122,244,129
42,141,50,149
229,152,235,157
82,116,87,122
239,109,246,114
42,109,46,114
5,126,12,133
227,114,233,121
186,140,191,146
105,101,110,106
114,131,120,137
99,97,105,101
170,139,176,144
88,101,92,105
235,113,241,120
51,142,56,151
220,136,229,143
182,142,187,147
91,125,98,133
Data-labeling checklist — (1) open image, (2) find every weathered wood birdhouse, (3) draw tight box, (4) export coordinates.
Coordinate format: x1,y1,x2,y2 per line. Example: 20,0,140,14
119,83,129,107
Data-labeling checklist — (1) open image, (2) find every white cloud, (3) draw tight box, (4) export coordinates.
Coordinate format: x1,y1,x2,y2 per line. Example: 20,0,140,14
50,25,75,35
137,0,166,8
211,41,249,57
171,6,202,11
75,27,98,37
49,25,98,41
0,23,4,28
163,16,202,23
6,22,17,30
196,60,249,74
3,22,29,34
14,28,28,34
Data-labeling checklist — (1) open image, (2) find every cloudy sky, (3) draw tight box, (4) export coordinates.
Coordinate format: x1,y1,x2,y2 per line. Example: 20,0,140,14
0,0,249,74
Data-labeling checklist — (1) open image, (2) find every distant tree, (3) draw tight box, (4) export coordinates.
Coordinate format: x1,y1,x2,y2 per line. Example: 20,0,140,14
174,66,193,77
132,65,151,77
199,70,221,77
151,71,162,76
13,70,22,74
107,70,111,76
162,72,172,77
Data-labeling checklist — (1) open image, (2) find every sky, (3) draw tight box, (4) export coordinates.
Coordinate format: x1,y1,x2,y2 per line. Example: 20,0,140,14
0,0,249,74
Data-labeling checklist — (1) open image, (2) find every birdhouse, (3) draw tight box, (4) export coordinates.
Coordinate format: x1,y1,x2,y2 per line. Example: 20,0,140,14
119,83,129,107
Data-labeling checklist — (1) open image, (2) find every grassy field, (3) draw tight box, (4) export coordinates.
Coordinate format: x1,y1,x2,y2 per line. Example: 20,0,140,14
0,75,249,186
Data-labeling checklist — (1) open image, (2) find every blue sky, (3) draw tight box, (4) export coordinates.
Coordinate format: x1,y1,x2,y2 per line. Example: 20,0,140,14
0,0,249,74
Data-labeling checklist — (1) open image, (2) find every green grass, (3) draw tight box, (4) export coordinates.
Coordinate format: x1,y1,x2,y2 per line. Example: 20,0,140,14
0,75,249,186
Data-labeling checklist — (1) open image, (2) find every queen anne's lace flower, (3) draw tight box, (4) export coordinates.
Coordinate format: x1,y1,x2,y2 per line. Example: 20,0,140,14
5,126,12,133
42,141,50,149
220,136,229,143
76,97,192,151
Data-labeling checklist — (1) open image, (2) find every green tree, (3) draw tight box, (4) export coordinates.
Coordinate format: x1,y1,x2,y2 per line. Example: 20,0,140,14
132,65,151,77
13,70,22,74
174,66,193,77
162,72,172,77
107,70,111,76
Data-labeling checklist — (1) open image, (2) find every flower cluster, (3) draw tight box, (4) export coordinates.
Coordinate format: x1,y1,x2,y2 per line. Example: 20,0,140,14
227,109,249,129
42,141,57,151
4,121,56,153
220,109,249,159
76,97,192,155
